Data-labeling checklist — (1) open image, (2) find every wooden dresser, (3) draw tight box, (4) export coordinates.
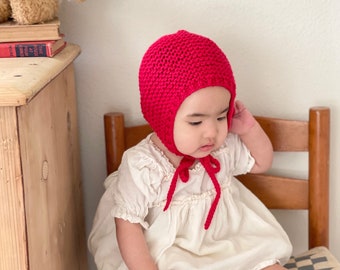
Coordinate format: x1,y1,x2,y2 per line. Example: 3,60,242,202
0,44,88,270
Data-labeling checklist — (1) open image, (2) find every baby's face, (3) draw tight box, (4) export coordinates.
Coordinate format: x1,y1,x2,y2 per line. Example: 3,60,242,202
173,86,231,158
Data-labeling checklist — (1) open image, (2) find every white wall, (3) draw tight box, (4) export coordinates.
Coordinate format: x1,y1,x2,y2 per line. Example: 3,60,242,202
59,1,340,269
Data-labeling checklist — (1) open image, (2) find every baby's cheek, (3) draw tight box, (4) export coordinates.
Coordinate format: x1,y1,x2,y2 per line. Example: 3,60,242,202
174,133,196,154
218,127,229,145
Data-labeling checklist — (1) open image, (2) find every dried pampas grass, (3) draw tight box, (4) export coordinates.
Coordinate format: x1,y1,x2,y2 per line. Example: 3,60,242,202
10,0,59,24
0,0,85,25
0,0,11,23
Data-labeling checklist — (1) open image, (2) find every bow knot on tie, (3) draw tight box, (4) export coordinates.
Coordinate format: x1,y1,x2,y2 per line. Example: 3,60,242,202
164,154,221,229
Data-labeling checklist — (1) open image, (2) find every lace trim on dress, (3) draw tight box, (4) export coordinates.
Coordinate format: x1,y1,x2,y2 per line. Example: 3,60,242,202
110,207,150,230
150,180,231,208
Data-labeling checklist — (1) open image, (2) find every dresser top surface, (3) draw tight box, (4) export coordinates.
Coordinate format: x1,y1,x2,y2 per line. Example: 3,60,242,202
0,43,80,107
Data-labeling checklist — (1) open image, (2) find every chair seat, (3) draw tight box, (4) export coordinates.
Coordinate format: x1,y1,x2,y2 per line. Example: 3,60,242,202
284,246,340,269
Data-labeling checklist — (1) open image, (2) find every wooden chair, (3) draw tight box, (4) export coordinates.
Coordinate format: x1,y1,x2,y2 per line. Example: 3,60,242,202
104,107,340,269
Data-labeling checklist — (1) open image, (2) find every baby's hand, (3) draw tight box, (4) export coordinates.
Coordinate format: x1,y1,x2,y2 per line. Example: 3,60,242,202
229,100,256,135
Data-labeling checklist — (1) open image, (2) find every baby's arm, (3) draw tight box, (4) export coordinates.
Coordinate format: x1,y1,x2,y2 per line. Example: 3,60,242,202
115,218,157,270
229,100,273,173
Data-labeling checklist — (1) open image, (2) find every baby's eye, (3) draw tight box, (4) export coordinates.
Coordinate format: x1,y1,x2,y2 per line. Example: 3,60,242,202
189,121,202,126
217,115,227,121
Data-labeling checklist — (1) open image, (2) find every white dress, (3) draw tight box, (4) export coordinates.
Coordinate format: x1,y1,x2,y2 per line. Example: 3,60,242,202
88,133,292,270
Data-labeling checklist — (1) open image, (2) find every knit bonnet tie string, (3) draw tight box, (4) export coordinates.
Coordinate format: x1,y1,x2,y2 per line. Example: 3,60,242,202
163,154,221,230
163,155,195,211
200,155,221,229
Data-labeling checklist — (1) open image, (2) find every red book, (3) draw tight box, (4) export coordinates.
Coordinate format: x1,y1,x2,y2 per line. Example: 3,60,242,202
0,37,66,58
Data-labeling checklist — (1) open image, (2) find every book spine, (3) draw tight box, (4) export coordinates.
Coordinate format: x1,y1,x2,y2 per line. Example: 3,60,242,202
0,43,53,57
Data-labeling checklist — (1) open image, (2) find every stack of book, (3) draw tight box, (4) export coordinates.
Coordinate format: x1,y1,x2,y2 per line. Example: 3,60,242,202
0,18,66,58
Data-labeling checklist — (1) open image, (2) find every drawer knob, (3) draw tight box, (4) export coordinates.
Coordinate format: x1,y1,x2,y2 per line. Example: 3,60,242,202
42,160,49,181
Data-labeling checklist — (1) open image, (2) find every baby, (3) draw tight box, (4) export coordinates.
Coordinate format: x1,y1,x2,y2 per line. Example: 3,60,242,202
89,30,292,270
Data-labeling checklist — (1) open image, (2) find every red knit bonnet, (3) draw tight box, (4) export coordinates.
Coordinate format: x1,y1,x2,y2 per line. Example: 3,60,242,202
139,30,236,229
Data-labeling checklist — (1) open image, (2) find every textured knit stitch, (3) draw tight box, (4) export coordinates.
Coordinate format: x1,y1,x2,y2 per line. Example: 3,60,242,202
139,30,236,229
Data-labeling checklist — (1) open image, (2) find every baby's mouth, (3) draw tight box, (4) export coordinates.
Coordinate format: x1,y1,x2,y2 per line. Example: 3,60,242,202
199,144,214,152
